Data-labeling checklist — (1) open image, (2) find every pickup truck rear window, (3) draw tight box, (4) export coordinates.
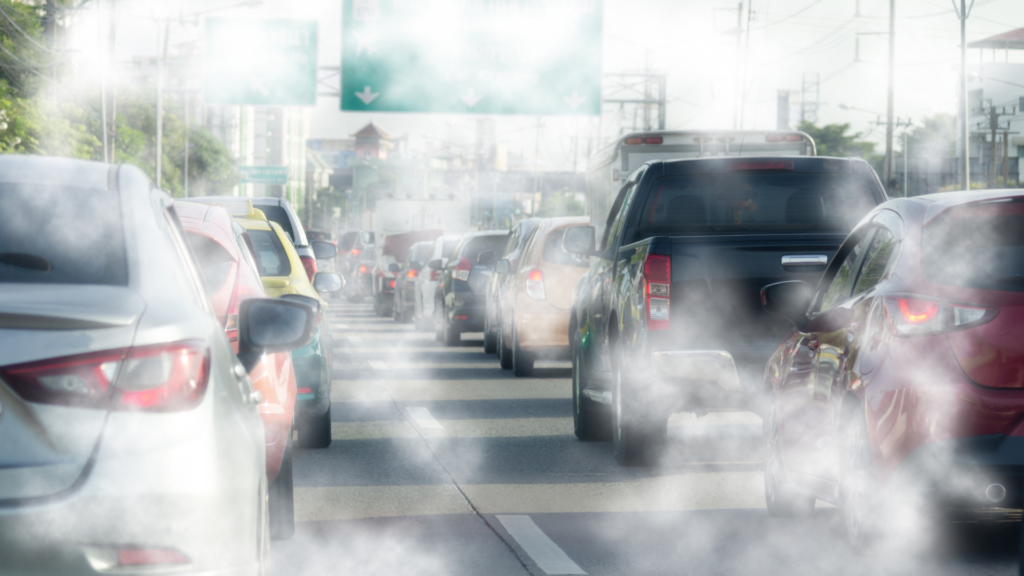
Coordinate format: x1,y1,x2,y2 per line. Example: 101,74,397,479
640,173,876,234
922,199,1024,292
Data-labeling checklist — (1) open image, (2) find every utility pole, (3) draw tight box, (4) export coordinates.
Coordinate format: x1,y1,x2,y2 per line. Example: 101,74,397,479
970,101,1016,188
882,0,896,186
739,2,754,129
97,0,107,163
109,0,117,163
1003,130,1010,186
156,21,168,188
732,2,743,130
954,0,973,190
872,116,912,195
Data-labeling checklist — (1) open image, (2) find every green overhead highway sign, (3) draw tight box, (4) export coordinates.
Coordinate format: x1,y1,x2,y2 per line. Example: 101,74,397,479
205,19,318,106
238,166,289,185
341,0,602,115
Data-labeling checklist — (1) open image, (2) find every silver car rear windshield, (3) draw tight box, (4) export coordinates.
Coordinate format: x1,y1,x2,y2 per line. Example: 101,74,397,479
0,184,128,285
639,172,876,235
922,199,1024,293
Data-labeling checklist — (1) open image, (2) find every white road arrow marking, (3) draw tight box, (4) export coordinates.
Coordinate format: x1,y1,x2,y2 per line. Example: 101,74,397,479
460,88,483,107
563,91,587,109
355,86,379,105
496,515,586,575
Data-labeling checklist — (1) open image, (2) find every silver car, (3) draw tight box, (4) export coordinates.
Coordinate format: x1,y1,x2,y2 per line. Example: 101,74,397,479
413,235,460,331
0,157,313,575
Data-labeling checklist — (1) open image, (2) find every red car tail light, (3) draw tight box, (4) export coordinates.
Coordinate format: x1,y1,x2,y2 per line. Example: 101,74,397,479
644,136,663,144
882,296,997,336
2,341,210,411
117,548,190,567
625,137,643,145
389,279,396,289
359,265,368,275
643,254,671,330
407,269,417,279
526,269,546,300
453,257,472,282
300,255,317,281
351,249,361,256
728,161,794,171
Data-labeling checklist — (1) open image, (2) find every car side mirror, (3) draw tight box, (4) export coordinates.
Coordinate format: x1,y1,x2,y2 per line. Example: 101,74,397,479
477,250,496,266
312,241,337,260
360,230,375,245
388,262,401,273
495,259,510,274
761,281,814,329
562,225,596,255
312,272,344,293
410,261,424,272
237,298,315,372
427,259,443,271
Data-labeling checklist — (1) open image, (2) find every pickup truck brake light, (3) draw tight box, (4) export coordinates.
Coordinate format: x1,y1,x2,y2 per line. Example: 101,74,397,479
453,257,472,282
728,161,794,171
526,269,546,300
643,254,671,330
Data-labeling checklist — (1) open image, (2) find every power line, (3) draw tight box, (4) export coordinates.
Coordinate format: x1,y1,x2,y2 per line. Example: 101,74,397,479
0,4,57,53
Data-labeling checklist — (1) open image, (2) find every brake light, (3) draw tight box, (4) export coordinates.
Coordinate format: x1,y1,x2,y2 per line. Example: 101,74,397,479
728,161,794,171
645,136,663,145
407,269,417,279
766,134,805,143
390,279,396,289
453,257,472,281
117,548,190,567
643,254,671,330
1,341,210,411
882,296,997,336
526,269,546,300
300,255,317,281
351,249,361,256
625,137,643,145
359,265,368,274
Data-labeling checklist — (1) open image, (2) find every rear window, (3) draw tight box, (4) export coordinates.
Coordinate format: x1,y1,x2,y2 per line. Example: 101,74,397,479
463,235,507,264
922,200,1024,292
185,232,234,294
542,228,589,268
0,184,128,285
255,204,301,245
247,229,292,277
442,238,458,259
410,243,433,264
640,172,876,235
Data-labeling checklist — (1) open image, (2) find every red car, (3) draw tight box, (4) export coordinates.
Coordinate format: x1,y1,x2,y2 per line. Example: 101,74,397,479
761,190,1024,548
174,201,299,541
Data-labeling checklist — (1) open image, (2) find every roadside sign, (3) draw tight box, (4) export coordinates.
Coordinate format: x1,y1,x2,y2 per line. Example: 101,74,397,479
205,19,318,106
341,0,602,115
238,166,289,185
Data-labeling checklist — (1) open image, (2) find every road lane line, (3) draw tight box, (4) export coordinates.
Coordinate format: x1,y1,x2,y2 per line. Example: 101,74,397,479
495,515,586,575
406,406,444,429
347,335,363,344
294,485,472,521
368,360,389,370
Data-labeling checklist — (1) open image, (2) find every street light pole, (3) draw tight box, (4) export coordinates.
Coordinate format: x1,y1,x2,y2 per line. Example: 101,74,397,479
956,0,973,190
882,0,896,188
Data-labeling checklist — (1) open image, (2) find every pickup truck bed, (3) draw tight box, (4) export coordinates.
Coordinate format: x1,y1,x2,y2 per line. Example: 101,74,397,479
566,156,887,465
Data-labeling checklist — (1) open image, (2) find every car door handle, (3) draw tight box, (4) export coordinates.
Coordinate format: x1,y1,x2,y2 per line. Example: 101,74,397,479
782,255,828,267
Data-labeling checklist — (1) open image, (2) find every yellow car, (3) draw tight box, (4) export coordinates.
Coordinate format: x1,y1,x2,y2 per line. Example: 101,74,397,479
186,198,341,449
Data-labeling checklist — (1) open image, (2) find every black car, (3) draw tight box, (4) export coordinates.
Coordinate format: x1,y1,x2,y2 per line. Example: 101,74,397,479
431,231,509,346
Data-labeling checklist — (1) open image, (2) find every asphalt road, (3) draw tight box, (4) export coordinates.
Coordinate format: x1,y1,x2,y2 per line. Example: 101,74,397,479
272,300,1021,575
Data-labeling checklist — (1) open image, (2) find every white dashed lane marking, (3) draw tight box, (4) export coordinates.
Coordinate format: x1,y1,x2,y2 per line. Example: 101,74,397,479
406,406,444,429
368,360,389,370
496,515,586,575
347,335,363,344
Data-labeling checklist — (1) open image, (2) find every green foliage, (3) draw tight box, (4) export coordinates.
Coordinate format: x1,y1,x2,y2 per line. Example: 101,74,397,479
797,121,876,158
536,188,585,217
904,113,956,158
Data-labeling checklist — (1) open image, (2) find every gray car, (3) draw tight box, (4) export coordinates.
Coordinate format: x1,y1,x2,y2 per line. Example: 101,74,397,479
0,157,314,575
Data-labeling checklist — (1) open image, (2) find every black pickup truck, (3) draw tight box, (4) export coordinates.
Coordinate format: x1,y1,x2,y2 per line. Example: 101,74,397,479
563,156,887,465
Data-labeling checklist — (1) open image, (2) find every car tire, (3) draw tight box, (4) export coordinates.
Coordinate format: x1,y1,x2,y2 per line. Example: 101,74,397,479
372,294,381,315
498,320,513,370
512,321,534,377
573,337,610,441
483,308,498,354
297,404,332,449
611,345,665,466
269,434,295,541
764,404,816,518
841,405,881,552
434,305,444,342
443,313,460,346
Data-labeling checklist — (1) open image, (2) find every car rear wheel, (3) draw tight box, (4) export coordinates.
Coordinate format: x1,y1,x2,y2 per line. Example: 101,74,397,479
269,434,295,541
434,305,444,342
498,320,513,370
764,405,815,518
297,404,332,449
611,345,665,466
573,337,610,441
443,311,460,346
841,405,881,552
512,321,534,377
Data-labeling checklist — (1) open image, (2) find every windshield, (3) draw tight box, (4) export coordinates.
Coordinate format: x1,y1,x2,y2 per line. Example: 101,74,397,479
922,200,1024,292
246,229,291,277
640,173,876,235
0,184,127,285
462,235,507,265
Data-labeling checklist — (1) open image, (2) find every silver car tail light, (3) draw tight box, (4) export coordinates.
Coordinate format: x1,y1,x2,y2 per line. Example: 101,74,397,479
1,341,210,411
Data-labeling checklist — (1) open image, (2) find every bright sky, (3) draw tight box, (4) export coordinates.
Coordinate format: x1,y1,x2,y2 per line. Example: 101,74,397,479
96,0,1024,170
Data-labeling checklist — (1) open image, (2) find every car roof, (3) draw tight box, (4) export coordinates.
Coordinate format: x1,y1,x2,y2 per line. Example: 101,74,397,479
0,155,112,189
912,189,1024,224
655,155,867,175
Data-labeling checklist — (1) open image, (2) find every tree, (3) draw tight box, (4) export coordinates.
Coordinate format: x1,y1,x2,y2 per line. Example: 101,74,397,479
797,121,877,158
903,113,956,158
536,188,584,217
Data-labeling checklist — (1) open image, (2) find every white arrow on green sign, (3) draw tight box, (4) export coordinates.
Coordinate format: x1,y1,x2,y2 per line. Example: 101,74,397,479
341,0,602,115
